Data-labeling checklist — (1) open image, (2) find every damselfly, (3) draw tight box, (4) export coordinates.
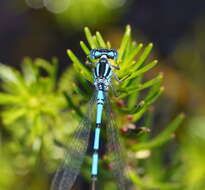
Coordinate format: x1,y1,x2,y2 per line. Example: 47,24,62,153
51,48,126,190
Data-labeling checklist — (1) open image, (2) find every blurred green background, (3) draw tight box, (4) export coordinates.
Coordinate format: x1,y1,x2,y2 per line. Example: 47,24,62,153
0,0,205,190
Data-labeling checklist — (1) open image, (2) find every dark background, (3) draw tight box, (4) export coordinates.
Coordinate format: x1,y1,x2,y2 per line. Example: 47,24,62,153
1,0,205,65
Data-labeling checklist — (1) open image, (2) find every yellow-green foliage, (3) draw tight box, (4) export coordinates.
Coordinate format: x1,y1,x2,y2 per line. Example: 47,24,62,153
0,26,184,190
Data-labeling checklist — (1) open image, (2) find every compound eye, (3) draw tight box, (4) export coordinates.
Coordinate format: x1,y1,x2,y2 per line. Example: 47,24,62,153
90,49,96,59
113,50,118,59
115,52,118,59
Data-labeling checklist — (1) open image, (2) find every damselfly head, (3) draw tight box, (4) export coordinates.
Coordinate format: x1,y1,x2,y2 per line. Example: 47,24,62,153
90,48,118,60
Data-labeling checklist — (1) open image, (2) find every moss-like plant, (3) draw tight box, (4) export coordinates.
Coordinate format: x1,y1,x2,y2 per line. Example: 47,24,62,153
0,26,184,190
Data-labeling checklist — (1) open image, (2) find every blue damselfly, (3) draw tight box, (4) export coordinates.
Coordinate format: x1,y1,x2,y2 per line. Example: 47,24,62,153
51,49,126,190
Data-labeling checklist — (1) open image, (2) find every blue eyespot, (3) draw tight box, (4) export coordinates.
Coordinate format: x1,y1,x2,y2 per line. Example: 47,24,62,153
108,50,118,59
94,51,101,58
108,51,114,58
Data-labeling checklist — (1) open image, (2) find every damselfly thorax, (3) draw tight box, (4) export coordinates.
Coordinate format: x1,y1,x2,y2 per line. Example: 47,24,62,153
93,56,112,91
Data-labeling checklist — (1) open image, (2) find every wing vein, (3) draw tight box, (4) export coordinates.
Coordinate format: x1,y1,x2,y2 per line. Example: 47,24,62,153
51,94,96,190
105,97,127,190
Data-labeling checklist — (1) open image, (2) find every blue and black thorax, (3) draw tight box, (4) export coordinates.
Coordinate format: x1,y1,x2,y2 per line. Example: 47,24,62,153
93,57,112,91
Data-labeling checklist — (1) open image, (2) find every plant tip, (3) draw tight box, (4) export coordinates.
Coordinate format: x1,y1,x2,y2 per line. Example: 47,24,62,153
149,43,153,47
139,100,145,105
160,86,165,91
126,24,131,28
125,25,131,34
179,112,186,118
158,73,164,79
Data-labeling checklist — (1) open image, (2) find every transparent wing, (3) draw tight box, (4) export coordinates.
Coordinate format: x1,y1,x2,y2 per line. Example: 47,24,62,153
51,94,96,190
105,97,127,190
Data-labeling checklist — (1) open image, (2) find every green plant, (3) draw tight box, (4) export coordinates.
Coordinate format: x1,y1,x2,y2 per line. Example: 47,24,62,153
53,0,126,29
0,26,184,190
